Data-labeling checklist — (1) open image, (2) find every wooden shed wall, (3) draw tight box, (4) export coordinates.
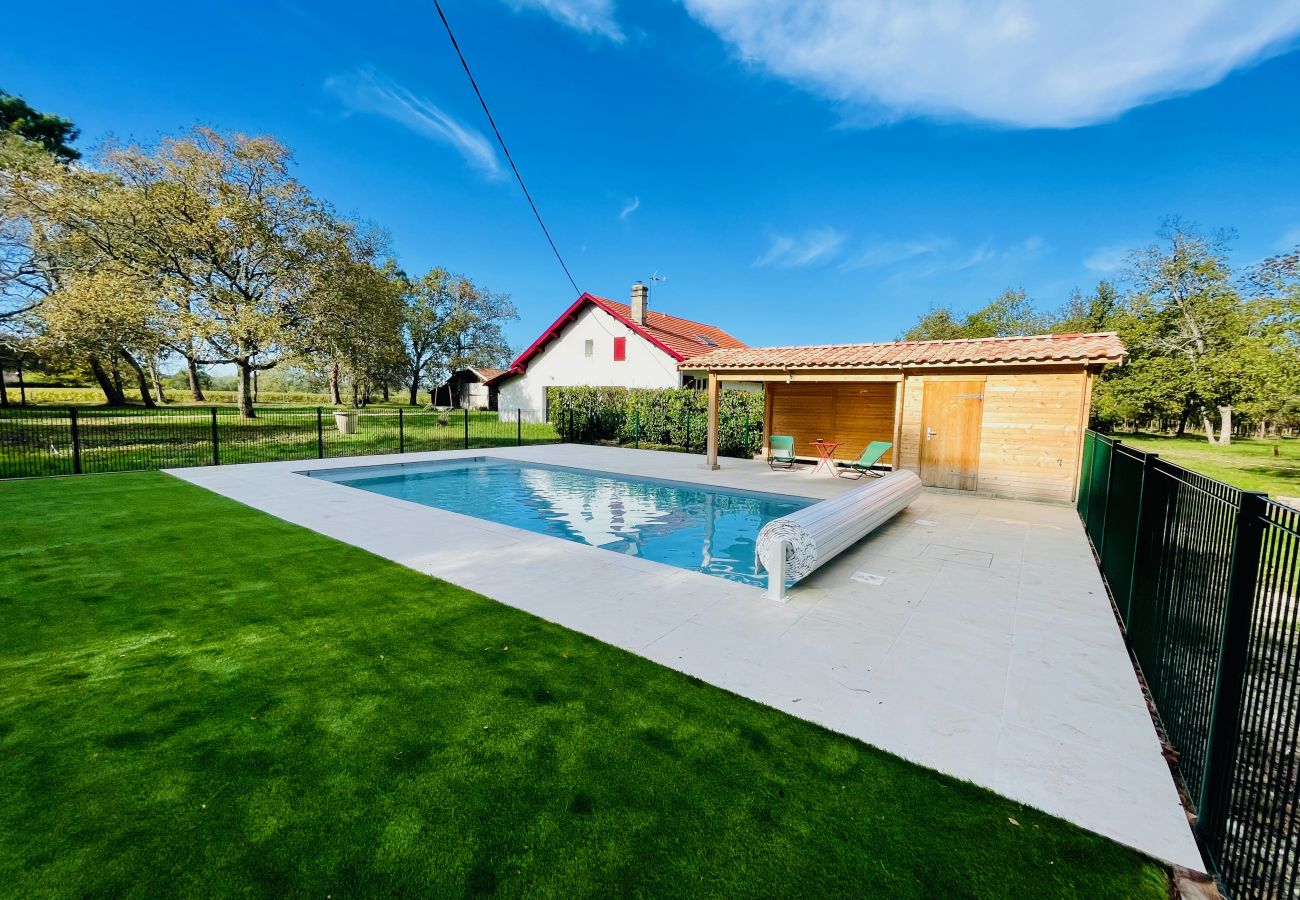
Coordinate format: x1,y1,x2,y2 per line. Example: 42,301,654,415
768,382,897,465
897,368,1088,502
975,370,1088,503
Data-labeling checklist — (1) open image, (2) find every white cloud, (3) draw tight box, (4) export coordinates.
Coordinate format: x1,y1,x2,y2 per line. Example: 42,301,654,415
325,68,503,179
501,0,624,42
680,1,1300,128
619,196,640,220
1083,243,1132,274
883,235,1042,279
903,240,998,278
753,228,846,267
842,237,945,270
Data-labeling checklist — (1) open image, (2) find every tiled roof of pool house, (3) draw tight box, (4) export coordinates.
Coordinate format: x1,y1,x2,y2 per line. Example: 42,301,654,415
679,331,1127,370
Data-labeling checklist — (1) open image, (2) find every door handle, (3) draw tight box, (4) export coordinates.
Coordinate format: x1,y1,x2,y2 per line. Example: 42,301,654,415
926,428,937,440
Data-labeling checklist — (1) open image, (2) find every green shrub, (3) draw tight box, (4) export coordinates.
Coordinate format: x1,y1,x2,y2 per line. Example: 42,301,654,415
547,386,763,458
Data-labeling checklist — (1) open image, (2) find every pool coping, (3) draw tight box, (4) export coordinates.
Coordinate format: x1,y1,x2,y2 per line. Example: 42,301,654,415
166,443,1204,872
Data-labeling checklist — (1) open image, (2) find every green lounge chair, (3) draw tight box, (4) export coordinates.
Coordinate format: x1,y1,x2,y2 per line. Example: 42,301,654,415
768,434,796,469
837,441,892,479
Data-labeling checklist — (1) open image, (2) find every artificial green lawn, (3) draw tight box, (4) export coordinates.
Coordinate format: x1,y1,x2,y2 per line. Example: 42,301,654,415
1114,432,1299,497
1,474,1170,898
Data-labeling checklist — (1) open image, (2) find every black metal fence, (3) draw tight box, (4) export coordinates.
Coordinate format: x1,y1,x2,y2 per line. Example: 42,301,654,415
1078,431,1299,899
0,406,560,479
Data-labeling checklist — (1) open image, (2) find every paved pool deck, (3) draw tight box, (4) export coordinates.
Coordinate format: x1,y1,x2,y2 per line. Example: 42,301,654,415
168,443,1203,870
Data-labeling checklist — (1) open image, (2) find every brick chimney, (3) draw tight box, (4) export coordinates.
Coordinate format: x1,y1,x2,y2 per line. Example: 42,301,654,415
631,282,649,326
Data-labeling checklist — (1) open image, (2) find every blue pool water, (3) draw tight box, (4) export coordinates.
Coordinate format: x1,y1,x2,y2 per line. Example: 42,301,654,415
307,458,811,586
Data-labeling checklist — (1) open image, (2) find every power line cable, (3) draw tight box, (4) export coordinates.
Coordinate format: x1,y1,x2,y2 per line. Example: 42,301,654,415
431,0,582,296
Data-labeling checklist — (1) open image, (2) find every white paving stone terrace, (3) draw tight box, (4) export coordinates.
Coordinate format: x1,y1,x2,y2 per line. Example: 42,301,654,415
167,443,1203,870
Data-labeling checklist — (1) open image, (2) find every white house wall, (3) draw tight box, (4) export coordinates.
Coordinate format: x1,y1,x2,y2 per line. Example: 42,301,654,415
497,305,682,421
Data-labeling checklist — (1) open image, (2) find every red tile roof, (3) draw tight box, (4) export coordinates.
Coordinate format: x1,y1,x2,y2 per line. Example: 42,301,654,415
489,293,746,383
679,332,1126,371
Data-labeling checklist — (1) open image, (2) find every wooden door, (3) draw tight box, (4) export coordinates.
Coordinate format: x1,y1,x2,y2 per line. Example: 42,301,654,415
919,380,985,490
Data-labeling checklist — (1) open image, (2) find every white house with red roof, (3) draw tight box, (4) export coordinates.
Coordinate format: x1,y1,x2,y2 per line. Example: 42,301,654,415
488,283,747,422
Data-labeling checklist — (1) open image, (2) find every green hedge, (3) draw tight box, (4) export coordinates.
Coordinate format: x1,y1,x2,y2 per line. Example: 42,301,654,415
546,386,764,458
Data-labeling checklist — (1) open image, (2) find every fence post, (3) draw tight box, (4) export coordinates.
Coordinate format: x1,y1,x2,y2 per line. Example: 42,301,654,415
210,407,220,466
398,408,405,453
1196,490,1268,852
316,407,324,459
69,408,82,475
516,408,522,446
463,407,470,449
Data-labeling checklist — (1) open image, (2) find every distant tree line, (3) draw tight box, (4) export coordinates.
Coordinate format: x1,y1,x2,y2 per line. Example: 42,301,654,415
0,92,515,417
902,222,1300,443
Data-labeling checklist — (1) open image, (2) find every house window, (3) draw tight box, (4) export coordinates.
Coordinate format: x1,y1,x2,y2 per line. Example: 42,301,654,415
613,337,626,361
584,339,593,357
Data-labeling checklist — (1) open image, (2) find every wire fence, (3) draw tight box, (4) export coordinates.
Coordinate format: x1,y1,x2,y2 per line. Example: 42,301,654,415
1078,430,1299,899
0,406,560,479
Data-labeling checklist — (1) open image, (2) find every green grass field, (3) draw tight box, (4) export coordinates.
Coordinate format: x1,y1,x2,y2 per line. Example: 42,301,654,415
1113,432,1300,498
0,473,1170,897
11,385,342,407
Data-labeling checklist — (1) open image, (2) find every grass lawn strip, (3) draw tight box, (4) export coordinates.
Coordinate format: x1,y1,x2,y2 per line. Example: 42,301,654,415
0,473,1170,898
1114,432,1299,497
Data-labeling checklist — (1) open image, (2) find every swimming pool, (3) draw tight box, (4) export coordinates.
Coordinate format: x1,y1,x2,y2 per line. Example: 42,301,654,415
307,458,812,586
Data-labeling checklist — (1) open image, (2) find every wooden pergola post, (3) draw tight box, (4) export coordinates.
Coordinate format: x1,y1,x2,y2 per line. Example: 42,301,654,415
705,372,720,470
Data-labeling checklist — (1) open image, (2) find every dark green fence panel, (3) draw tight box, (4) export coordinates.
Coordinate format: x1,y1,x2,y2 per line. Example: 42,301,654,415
1098,443,1146,623
1147,462,1240,805
1075,429,1299,900
1217,499,1299,900
1077,430,1096,519
1085,433,1112,549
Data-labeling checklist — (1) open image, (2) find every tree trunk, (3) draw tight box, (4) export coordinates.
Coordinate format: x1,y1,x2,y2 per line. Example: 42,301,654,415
330,362,342,406
1176,408,1189,437
1201,411,1217,445
118,349,157,408
149,358,167,405
236,360,256,419
0,366,8,406
17,367,25,405
110,356,125,399
381,382,390,402
89,355,126,406
1217,406,1232,445
185,355,206,402
408,379,419,406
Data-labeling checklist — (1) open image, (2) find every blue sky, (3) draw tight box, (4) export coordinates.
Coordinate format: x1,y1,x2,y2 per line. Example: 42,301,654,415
4,0,1300,350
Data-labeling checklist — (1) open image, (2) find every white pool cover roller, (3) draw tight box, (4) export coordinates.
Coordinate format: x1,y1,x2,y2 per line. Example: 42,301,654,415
757,470,923,599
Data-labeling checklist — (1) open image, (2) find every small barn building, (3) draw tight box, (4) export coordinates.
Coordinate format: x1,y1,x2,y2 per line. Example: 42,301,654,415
435,367,504,410
682,332,1126,503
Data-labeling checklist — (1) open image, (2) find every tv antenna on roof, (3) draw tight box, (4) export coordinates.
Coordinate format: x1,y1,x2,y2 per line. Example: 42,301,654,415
648,271,668,303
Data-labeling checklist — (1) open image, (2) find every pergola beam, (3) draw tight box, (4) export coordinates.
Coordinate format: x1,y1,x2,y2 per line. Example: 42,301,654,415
705,373,721,470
